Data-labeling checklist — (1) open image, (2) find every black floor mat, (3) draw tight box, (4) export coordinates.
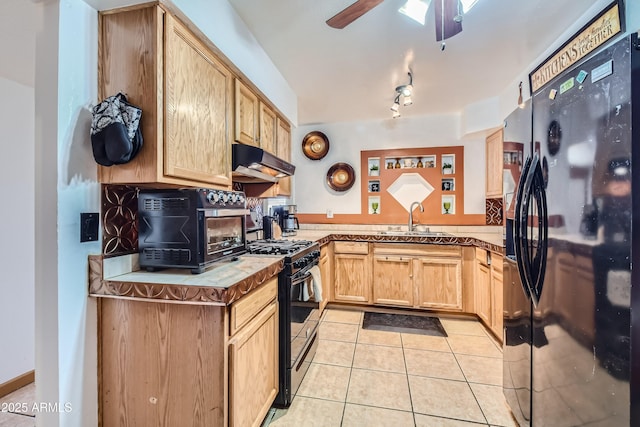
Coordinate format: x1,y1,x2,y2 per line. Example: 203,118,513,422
362,312,448,337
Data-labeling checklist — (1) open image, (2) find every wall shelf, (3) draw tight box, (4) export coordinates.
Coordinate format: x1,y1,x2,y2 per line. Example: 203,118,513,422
360,147,465,224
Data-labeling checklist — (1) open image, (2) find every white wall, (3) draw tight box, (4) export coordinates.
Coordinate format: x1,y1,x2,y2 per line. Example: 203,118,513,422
0,0,36,387
292,114,486,216
34,1,101,426
0,77,35,385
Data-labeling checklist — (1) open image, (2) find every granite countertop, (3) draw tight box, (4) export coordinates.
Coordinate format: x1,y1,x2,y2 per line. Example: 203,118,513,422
290,227,504,253
88,254,284,306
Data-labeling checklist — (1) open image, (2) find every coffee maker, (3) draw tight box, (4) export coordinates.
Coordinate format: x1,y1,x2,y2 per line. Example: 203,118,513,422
272,205,299,237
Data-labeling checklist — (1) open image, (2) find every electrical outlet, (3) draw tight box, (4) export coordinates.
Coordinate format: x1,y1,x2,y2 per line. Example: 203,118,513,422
80,212,99,242
326,209,333,219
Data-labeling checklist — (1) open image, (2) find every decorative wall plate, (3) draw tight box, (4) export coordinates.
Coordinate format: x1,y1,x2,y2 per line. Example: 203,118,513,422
326,162,355,192
302,131,330,160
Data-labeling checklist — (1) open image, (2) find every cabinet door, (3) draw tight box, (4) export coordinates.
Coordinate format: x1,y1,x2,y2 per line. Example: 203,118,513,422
475,262,492,325
275,117,291,196
259,102,277,154
333,253,370,303
415,257,463,310
234,79,259,146
372,255,413,307
491,258,504,338
229,301,278,427
164,14,232,187
319,246,331,314
486,128,503,198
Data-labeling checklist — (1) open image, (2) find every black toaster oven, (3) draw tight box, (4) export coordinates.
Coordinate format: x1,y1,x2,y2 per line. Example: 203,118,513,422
138,188,249,274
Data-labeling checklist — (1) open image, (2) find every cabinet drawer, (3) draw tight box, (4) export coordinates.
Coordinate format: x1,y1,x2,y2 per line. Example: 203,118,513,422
334,241,369,255
230,277,277,336
475,248,488,264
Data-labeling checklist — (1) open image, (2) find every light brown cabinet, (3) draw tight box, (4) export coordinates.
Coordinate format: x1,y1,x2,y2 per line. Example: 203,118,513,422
486,128,504,198
415,256,463,310
234,79,260,146
98,6,232,188
371,244,463,311
228,300,278,427
275,118,292,196
490,256,504,338
319,244,332,314
259,102,277,154
475,248,504,339
99,276,279,427
372,255,413,307
333,242,371,303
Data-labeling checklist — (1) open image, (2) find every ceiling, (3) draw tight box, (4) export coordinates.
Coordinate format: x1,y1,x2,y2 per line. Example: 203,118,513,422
228,0,600,126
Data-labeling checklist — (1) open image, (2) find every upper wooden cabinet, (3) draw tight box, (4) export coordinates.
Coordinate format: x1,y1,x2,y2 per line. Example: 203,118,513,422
486,128,504,198
234,79,259,146
259,102,277,154
98,6,232,188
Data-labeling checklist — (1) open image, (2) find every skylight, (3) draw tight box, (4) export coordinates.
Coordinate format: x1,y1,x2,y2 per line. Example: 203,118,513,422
460,0,480,13
398,0,430,26
399,0,480,26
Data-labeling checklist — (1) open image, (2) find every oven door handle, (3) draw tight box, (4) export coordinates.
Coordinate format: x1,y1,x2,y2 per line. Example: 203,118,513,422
202,208,250,217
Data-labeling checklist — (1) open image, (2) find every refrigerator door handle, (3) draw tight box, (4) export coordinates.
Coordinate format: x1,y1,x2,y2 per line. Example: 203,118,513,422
514,156,533,300
530,158,549,304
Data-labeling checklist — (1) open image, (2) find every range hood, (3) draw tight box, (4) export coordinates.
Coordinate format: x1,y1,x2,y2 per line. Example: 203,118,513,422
232,143,295,183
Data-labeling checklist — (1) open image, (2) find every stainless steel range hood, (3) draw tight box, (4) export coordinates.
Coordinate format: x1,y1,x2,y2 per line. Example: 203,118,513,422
232,143,295,183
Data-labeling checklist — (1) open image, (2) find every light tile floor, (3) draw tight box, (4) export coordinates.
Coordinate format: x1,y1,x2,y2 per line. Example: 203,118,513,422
0,310,515,427
266,308,516,427
0,382,36,427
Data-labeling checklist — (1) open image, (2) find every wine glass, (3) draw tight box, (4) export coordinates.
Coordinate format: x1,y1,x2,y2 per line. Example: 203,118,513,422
443,201,451,214
371,202,379,214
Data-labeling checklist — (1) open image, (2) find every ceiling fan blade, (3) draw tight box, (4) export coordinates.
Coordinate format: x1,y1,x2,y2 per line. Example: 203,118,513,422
435,0,462,41
326,0,385,29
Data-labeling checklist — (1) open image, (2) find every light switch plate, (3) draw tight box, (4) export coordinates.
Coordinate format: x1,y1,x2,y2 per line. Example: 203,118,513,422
80,212,99,242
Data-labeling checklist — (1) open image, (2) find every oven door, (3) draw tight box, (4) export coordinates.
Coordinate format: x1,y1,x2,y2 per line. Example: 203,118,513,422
287,264,320,399
202,214,246,264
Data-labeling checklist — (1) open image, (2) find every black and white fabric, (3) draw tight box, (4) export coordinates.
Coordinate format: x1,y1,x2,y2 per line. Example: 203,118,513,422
90,92,143,166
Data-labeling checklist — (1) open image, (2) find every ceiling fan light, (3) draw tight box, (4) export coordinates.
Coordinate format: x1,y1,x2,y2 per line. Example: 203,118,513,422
398,0,430,26
392,110,401,119
403,95,413,106
401,85,413,97
390,102,400,112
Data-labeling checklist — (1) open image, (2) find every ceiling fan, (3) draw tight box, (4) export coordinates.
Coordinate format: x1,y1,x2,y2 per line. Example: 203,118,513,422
326,0,464,45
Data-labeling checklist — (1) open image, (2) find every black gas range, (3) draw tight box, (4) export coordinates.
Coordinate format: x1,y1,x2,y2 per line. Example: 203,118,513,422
246,239,321,407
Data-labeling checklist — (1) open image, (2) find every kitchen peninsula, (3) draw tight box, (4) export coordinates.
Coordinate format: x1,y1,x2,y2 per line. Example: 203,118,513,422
89,254,283,427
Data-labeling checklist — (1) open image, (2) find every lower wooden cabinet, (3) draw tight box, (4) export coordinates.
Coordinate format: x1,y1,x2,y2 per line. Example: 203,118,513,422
98,277,279,427
333,242,371,303
475,248,504,339
476,260,492,325
319,244,332,314
490,255,504,338
229,301,278,427
371,244,463,311
372,255,413,306
415,256,463,310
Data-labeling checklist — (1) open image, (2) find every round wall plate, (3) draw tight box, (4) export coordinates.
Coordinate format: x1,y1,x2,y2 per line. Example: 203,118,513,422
302,131,330,160
326,162,355,192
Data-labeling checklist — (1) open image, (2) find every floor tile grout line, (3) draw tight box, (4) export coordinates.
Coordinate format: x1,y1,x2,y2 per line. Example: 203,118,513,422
338,311,361,426
400,332,419,427
450,347,491,426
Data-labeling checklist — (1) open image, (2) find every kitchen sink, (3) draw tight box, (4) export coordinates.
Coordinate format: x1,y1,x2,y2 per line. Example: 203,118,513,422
377,230,453,238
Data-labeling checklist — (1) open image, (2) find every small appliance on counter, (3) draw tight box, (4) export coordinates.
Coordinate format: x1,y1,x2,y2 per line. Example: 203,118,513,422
271,205,300,237
138,188,249,274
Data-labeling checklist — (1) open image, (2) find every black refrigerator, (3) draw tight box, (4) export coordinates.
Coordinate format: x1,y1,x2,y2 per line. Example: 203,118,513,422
503,32,640,426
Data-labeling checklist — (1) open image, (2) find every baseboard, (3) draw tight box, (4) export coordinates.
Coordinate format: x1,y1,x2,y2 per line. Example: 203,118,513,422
0,370,35,398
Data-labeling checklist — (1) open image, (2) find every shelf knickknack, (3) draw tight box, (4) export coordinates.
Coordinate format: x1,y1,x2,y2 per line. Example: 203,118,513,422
360,146,464,224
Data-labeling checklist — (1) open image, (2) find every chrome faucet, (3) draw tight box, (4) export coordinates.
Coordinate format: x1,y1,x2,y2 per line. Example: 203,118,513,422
408,201,424,232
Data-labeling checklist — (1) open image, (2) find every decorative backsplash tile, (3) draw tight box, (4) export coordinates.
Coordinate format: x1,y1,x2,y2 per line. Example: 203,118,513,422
102,185,139,257
485,198,503,225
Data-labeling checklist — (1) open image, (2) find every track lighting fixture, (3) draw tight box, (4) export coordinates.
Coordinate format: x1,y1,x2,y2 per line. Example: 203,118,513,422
390,72,414,118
